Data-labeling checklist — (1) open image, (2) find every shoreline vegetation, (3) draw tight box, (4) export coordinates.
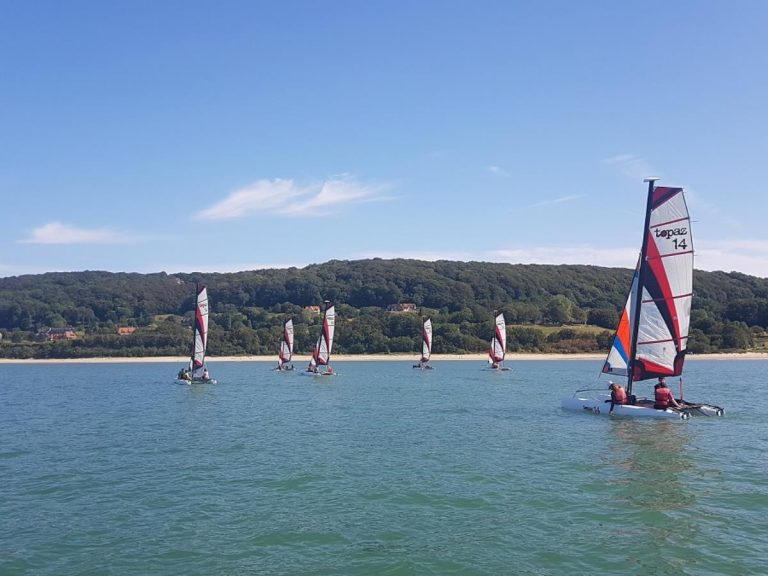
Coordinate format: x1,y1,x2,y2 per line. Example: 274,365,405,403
1,261,767,360
1,352,767,364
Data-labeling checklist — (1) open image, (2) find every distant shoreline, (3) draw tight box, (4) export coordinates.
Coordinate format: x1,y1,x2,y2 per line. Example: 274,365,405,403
1,352,767,364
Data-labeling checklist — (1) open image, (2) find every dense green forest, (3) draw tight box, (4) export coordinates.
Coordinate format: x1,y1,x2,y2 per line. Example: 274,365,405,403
0,259,765,359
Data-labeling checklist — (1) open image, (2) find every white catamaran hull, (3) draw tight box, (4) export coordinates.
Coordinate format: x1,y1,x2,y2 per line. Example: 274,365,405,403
561,392,689,420
300,371,337,377
177,377,218,385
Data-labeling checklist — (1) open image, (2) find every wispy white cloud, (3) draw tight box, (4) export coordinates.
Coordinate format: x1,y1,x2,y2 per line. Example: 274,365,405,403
18,222,139,245
695,239,768,277
191,239,768,277
487,165,510,177
162,262,307,274
528,194,585,208
197,176,391,220
490,246,638,268
603,153,659,181
357,250,476,262
358,246,637,268
281,177,392,216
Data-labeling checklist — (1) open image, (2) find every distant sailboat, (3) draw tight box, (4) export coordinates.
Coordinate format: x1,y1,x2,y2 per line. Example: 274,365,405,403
305,301,336,376
177,283,216,384
562,179,723,419
413,317,434,369
275,318,295,371
485,311,511,371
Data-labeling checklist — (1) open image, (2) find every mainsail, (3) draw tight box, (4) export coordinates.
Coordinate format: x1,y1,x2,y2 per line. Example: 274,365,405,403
607,181,693,395
190,283,209,372
279,319,294,367
489,312,506,364
312,302,335,367
420,318,433,363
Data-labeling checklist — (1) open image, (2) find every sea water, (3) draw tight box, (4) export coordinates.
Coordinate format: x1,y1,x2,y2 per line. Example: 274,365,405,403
1,360,766,575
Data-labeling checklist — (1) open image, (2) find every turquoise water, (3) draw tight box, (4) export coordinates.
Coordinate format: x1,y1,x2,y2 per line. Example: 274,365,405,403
1,360,766,575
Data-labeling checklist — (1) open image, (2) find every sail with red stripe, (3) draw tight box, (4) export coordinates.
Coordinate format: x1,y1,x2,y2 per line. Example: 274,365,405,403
420,318,433,363
278,319,294,367
489,312,506,363
312,302,335,366
631,184,692,383
190,283,209,371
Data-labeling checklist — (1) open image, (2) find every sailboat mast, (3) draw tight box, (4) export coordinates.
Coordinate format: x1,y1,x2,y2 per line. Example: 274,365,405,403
627,178,658,396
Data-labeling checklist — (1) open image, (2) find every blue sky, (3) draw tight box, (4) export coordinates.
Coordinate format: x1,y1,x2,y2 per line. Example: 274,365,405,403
2,0,767,278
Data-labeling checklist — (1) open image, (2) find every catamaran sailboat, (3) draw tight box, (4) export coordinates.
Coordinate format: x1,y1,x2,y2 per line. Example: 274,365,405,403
562,179,723,419
413,317,434,369
484,311,511,371
177,283,216,384
304,301,336,377
274,318,295,371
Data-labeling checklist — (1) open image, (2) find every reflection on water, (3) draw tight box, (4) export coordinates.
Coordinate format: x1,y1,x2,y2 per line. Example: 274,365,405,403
601,419,700,573
606,419,696,509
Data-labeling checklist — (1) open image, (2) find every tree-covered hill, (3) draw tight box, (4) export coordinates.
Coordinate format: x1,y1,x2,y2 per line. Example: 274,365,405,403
0,259,765,358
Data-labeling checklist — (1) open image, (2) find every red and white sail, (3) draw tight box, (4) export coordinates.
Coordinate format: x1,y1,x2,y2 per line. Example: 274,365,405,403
489,312,506,363
190,284,209,371
420,318,433,363
631,185,692,382
278,319,294,367
312,303,335,366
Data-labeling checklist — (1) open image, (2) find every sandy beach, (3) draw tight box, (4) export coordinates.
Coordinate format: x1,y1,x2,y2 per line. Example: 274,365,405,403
1,352,767,364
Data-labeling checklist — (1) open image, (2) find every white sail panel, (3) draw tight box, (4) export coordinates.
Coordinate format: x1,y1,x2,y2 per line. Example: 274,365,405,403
421,318,432,362
316,304,335,365
192,285,209,370
325,305,335,356
279,319,294,364
489,312,506,363
636,286,680,373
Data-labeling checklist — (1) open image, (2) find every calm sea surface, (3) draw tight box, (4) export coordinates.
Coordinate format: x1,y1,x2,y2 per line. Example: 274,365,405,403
1,359,766,575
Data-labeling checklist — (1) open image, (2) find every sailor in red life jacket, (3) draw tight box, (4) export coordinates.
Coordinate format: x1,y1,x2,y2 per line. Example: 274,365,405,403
654,377,681,410
605,382,628,414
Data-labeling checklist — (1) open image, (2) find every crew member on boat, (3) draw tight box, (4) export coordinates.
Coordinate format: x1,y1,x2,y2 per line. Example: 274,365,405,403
605,382,628,413
654,377,681,410
202,368,210,381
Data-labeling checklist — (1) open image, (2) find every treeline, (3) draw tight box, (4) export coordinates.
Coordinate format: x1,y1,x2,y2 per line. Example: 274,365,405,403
0,259,765,358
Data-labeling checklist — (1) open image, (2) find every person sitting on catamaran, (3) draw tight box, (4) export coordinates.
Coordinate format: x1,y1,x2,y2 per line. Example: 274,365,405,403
202,368,210,381
179,369,192,382
605,382,628,414
654,377,681,410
